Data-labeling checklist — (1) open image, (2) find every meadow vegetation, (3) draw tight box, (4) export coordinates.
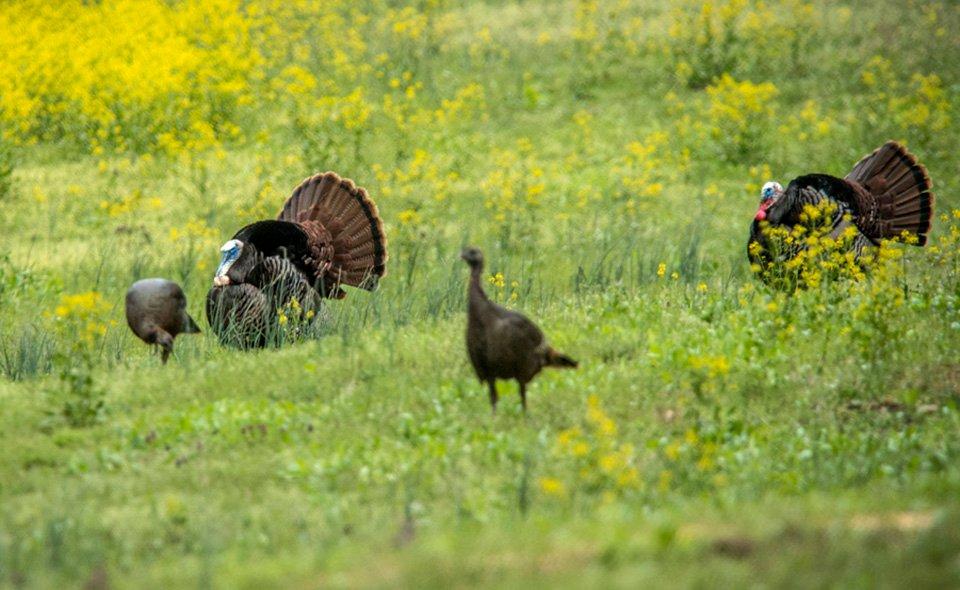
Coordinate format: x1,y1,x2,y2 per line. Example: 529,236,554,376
1,0,959,586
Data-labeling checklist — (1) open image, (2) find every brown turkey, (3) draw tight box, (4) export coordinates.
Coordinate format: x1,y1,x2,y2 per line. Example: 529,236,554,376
207,172,387,347
125,278,200,363
748,141,934,286
461,247,577,413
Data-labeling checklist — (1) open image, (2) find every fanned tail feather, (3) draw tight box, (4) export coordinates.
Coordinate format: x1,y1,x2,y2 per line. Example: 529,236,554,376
279,172,388,289
845,141,934,245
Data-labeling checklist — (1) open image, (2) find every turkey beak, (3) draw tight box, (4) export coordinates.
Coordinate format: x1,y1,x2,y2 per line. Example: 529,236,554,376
213,275,230,287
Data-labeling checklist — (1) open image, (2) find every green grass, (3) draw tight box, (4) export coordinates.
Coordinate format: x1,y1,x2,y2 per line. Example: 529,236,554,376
2,0,960,587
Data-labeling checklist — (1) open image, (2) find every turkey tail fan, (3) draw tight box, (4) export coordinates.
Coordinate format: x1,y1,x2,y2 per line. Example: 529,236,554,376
546,347,578,369
278,172,388,290
845,141,934,245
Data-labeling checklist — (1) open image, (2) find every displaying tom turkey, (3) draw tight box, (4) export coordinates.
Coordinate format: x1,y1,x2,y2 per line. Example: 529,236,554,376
207,172,387,348
748,141,934,286
125,278,200,363
461,247,577,413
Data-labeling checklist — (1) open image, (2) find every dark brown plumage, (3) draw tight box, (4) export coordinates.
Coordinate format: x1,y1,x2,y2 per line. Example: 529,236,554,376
844,141,934,243
206,172,387,348
125,278,200,363
277,171,388,294
749,141,934,285
205,283,269,348
461,247,577,413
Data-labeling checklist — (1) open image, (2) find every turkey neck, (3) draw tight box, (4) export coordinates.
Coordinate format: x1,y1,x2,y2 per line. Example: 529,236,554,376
467,264,493,317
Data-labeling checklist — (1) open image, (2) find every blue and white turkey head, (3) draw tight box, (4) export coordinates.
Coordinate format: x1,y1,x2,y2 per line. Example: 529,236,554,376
755,181,783,220
214,239,252,286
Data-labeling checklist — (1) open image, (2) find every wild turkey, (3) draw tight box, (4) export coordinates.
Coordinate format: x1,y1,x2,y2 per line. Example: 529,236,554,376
125,278,200,363
461,247,577,413
207,171,387,348
749,140,933,286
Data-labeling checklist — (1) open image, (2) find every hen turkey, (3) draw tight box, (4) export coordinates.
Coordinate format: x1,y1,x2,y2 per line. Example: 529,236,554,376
207,172,387,347
461,247,577,413
748,141,933,286
125,278,200,363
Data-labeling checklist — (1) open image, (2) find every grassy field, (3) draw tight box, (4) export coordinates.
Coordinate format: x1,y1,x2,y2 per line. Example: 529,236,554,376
2,0,960,587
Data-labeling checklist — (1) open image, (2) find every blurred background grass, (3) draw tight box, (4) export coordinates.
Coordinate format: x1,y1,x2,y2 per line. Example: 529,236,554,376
1,0,959,586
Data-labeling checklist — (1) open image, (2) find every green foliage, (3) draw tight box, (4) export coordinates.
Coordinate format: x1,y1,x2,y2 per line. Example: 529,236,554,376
49,359,106,428
0,0,959,587
0,135,13,200
0,326,54,381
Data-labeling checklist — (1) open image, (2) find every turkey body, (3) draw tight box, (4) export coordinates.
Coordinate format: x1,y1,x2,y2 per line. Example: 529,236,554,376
462,247,577,413
207,172,387,348
748,141,934,286
125,278,200,363
468,309,552,385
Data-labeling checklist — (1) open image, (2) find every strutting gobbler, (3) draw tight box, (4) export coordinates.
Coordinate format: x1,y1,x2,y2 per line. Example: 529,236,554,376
207,172,387,347
748,141,933,286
